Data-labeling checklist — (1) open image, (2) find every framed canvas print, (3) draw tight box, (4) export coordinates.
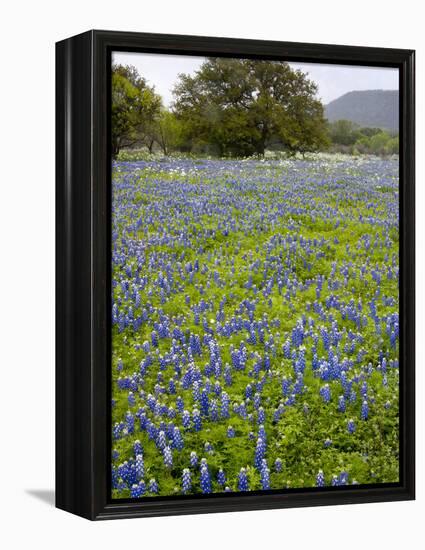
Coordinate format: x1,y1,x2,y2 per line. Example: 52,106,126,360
56,30,415,520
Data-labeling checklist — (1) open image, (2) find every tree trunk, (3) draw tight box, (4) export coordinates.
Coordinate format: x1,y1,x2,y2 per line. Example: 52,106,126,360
112,142,120,157
255,139,265,156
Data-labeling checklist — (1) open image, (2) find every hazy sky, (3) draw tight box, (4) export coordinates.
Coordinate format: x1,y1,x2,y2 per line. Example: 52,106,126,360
112,51,398,107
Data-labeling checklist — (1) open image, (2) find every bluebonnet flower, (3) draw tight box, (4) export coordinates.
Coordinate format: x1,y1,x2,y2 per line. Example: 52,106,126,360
190,451,198,468
260,462,270,490
125,411,135,434
133,440,143,456
116,462,127,488
347,419,356,434
258,424,267,442
182,468,192,494
275,458,283,472
227,425,235,438
274,404,284,422
138,412,147,431
324,438,333,448
151,331,159,347
193,408,202,431
213,381,221,396
200,465,212,494
135,454,144,480
282,339,291,358
237,401,248,419
204,441,213,454
281,377,291,396
192,381,201,402
172,427,184,450
131,480,146,498
189,333,201,355
238,468,249,491
111,467,119,489
339,471,349,485
258,406,266,424
361,400,369,420
116,376,130,394
148,478,158,494
217,468,226,486
255,438,266,470
320,384,331,403
200,388,209,416
248,330,257,345
176,396,184,413
182,410,191,429
253,392,261,410
147,420,158,441
147,394,156,412
316,470,325,487
163,446,173,469
157,430,167,450
210,399,219,421
224,365,232,386
338,395,346,413
293,374,304,395
128,392,136,407
221,391,230,419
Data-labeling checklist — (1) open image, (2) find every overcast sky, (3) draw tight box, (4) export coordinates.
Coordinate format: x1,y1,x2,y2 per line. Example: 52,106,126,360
112,51,398,107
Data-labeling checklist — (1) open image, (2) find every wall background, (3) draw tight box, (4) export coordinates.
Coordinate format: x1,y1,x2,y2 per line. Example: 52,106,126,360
0,1,422,547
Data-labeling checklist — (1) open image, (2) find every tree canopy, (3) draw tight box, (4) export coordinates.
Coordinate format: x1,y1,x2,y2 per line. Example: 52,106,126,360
111,64,162,155
172,58,329,156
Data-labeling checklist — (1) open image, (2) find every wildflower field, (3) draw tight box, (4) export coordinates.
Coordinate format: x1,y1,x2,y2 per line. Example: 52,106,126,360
111,155,399,498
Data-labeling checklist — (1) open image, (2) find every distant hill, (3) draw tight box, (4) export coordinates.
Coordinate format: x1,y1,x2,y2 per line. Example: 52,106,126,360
325,90,399,132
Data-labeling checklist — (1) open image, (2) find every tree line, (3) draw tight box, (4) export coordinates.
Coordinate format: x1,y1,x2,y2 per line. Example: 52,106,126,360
112,61,398,158
327,119,399,155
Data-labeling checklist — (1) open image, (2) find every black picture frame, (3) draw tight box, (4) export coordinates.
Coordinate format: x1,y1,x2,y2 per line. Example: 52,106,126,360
56,29,415,520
